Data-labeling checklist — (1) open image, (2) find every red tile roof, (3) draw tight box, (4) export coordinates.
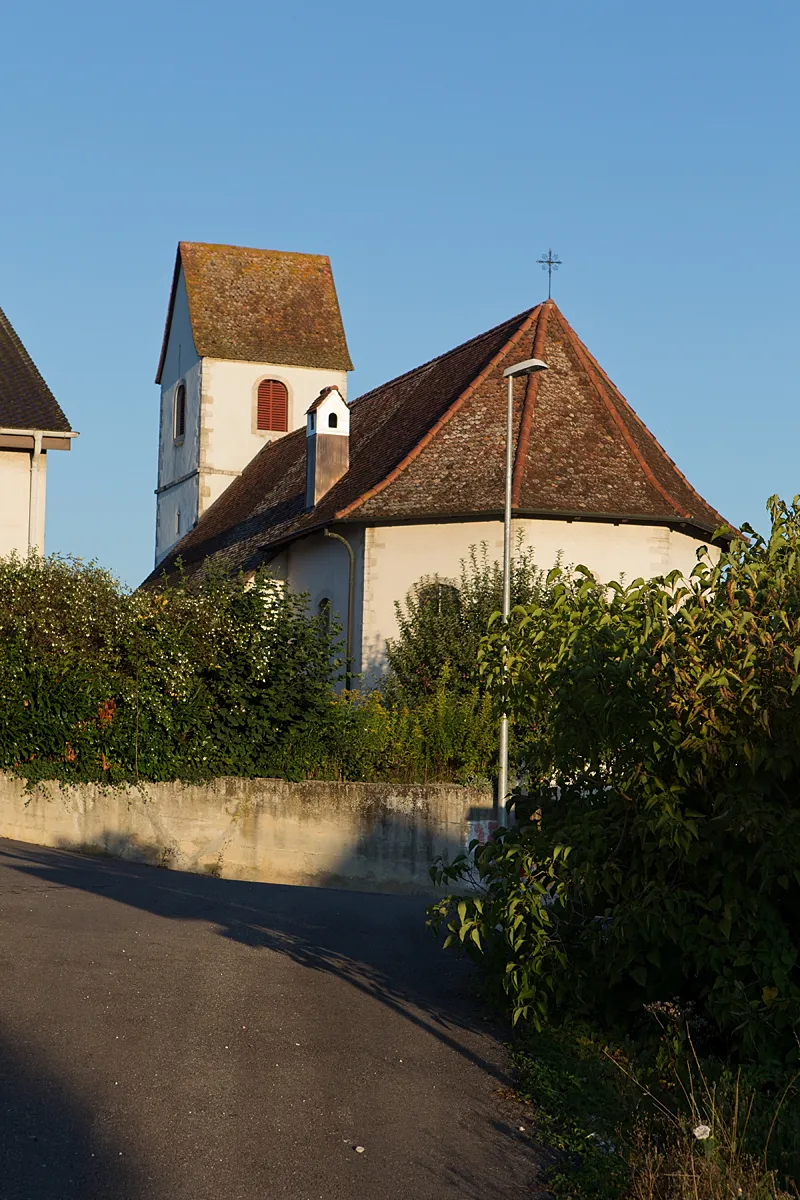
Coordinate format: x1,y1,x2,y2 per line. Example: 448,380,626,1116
144,301,729,585
155,242,353,382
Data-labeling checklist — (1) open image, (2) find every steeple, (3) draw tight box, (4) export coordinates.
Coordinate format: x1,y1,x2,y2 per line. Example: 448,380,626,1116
153,242,352,565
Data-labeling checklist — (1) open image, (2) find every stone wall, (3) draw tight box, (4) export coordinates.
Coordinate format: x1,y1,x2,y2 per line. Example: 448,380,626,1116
0,774,495,894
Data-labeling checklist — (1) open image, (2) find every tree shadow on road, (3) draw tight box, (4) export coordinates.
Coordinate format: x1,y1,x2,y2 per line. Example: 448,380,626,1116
1,839,511,1087
0,1032,149,1200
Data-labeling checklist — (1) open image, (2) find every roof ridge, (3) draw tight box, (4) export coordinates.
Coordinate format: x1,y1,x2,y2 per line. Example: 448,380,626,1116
335,305,543,519
550,305,693,522
348,308,537,410
511,300,552,506
178,241,330,261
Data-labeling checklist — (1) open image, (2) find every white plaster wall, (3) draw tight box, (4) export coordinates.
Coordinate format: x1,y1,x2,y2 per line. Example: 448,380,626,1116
0,450,47,557
155,357,203,563
155,474,199,565
286,529,364,672
159,267,199,390
0,450,32,557
155,268,203,564
33,452,46,552
200,357,348,479
360,518,717,685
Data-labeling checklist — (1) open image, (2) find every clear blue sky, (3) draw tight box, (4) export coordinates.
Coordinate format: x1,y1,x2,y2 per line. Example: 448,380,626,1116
2,0,797,587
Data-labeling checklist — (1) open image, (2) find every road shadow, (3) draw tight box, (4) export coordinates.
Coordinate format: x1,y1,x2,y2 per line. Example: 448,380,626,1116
0,1032,149,1200
1,839,510,1087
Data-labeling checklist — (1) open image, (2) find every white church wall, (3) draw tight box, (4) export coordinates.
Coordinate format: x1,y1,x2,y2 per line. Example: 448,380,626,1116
0,450,34,558
286,528,365,678
155,268,203,564
199,357,348,487
155,357,203,564
159,268,199,389
155,473,199,566
359,518,717,686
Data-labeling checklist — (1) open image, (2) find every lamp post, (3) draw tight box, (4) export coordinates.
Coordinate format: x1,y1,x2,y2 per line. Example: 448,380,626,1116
497,357,548,814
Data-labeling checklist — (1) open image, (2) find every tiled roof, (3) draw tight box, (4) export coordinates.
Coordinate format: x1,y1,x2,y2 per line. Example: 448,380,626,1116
155,242,353,382
0,305,71,433
144,301,729,586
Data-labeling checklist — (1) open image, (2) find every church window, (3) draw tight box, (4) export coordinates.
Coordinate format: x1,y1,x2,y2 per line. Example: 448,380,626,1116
257,379,289,432
317,596,331,632
173,382,186,442
328,412,338,429
416,580,461,618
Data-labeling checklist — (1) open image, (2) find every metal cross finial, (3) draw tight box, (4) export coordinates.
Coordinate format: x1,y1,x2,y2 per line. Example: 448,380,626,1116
537,248,561,299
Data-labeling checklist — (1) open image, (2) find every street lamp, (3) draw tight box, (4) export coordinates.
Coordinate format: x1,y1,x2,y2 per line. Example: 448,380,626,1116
497,357,548,813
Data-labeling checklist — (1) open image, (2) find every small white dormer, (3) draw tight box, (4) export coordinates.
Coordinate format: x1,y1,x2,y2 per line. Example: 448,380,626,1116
306,386,350,438
306,386,350,508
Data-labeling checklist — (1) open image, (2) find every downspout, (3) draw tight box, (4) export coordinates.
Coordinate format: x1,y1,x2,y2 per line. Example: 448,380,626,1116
324,529,354,690
27,432,43,555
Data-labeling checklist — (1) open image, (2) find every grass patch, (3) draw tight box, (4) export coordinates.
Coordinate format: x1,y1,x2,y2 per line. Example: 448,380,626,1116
513,1022,800,1199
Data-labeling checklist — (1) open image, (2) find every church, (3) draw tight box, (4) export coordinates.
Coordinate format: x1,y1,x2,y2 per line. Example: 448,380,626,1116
147,241,728,684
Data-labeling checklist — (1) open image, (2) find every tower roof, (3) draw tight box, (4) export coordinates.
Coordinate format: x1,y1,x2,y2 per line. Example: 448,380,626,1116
144,300,729,586
0,304,71,433
155,242,353,382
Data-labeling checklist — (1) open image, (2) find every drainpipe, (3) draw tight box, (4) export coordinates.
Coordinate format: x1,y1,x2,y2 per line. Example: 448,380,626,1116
324,529,354,689
28,432,43,555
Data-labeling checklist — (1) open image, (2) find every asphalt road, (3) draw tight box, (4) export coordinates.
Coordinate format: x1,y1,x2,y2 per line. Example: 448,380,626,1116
0,839,540,1199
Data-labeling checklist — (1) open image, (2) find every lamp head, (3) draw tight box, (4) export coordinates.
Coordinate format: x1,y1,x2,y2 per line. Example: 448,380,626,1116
503,358,548,379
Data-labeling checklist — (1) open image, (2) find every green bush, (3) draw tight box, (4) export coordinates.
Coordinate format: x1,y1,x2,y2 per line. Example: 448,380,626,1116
430,498,800,1063
0,554,498,787
386,539,551,699
0,554,340,785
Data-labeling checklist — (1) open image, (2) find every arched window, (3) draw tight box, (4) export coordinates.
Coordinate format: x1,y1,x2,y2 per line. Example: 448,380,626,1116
328,412,338,429
257,379,289,432
416,581,461,618
173,382,186,442
317,596,331,632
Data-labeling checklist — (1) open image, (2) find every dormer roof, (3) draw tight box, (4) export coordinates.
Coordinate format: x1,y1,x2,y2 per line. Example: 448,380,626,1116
0,304,72,433
143,300,730,587
155,242,353,383
306,385,346,413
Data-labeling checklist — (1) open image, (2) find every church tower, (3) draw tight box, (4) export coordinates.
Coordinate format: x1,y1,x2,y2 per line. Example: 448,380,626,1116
153,242,352,566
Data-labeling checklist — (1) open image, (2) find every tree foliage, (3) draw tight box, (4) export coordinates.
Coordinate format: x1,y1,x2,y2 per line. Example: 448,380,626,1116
386,539,551,699
0,555,341,784
430,498,800,1062
0,554,498,786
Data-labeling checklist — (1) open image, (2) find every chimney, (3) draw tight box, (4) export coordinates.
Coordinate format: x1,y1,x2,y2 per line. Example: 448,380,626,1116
306,386,350,508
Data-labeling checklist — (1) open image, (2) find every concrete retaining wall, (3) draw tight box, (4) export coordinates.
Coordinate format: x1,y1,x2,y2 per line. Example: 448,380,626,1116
0,774,496,894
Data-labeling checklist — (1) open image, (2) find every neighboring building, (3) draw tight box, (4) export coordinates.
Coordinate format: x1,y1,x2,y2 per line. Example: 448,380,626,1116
0,304,76,558
153,242,352,564
146,290,729,686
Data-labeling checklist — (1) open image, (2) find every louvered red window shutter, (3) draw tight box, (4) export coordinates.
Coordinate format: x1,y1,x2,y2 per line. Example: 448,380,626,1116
257,380,289,431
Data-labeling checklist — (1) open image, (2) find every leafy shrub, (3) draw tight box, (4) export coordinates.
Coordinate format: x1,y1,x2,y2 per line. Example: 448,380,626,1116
386,539,552,699
430,498,800,1063
0,554,498,787
0,554,340,785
